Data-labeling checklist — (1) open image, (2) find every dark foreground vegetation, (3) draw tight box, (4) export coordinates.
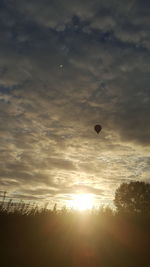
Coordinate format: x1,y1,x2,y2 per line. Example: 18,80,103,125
1,181,150,267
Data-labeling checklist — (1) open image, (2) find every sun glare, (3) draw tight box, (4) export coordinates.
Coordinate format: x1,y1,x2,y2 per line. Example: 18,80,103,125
70,194,94,211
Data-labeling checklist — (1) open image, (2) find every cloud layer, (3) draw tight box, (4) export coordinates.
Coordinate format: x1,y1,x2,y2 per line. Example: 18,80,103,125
0,0,150,207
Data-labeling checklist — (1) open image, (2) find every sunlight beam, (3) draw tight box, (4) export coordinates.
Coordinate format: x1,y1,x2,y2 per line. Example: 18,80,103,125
69,193,94,211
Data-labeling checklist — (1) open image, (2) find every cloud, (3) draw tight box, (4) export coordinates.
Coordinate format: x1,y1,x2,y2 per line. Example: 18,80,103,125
0,0,150,206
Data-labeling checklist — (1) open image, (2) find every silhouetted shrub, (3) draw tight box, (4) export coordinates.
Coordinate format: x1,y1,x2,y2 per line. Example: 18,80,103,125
114,181,150,214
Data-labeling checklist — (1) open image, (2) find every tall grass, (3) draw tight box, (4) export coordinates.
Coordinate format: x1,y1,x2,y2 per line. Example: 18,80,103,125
0,192,150,267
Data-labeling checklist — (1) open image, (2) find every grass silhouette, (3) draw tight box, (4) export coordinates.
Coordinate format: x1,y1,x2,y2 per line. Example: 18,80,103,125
0,191,150,267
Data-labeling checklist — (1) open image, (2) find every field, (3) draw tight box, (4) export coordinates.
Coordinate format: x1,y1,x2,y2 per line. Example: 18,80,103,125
0,196,150,267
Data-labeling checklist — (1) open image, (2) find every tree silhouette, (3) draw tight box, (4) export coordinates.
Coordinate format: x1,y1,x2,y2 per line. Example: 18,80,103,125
114,181,150,213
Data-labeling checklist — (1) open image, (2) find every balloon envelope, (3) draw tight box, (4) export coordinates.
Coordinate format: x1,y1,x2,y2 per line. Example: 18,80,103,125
94,124,102,134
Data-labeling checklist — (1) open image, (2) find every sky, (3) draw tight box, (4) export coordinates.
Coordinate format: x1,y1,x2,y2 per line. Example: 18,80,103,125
0,0,150,208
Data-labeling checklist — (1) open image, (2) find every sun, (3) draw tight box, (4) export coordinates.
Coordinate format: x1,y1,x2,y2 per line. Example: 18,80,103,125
70,193,94,211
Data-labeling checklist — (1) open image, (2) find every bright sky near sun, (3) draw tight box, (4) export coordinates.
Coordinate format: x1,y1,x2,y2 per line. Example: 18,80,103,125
0,0,150,208
69,194,94,211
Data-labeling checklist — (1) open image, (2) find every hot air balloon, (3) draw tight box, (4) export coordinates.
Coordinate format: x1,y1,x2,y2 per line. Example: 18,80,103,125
94,124,102,134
